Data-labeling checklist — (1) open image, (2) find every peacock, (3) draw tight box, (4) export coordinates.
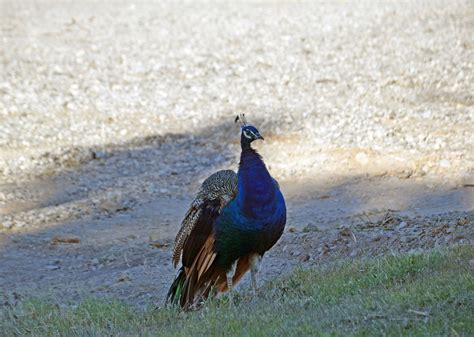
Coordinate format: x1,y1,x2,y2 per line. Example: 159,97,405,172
166,114,286,308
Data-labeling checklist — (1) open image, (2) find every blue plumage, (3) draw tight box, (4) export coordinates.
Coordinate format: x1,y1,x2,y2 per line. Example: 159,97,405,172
215,134,286,267
167,116,286,308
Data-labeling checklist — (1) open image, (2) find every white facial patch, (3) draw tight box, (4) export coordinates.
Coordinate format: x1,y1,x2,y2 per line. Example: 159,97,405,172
243,130,253,139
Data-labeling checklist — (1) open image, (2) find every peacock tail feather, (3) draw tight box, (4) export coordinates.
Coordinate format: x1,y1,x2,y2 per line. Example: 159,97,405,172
166,118,286,309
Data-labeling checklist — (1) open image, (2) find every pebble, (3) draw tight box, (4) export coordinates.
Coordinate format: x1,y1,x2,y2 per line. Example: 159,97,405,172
457,218,468,226
0,2,471,187
92,151,107,160
408,248,424,255
355,152,369,166
117,274,131,283
99,200,124,213
15,221,26,228
45,260,61,271
291,250,302,257
300,254,311,262
349,249,359,257
372,234,385,242
2,221,13,229
339,227,353,237
400,236,412,243
397,221,408,230
302,224,320,233
439,159,451,168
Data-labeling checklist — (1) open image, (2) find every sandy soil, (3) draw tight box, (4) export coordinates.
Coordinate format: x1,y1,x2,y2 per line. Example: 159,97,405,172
0,1,473,307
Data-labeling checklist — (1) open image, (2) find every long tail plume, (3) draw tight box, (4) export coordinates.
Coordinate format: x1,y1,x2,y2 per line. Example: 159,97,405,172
166,267,186,306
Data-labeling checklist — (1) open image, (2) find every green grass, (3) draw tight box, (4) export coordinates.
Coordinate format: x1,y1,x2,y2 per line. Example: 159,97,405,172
1,245,473,336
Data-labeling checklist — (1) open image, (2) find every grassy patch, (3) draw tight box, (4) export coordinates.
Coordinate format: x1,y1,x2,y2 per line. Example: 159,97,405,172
1,245,472,336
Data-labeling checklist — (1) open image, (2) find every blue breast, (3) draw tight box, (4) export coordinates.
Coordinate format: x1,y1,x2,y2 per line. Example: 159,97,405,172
214,148,286,267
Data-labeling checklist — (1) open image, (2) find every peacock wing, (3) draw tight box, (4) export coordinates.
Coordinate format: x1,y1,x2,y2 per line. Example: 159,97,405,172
171,169,237,267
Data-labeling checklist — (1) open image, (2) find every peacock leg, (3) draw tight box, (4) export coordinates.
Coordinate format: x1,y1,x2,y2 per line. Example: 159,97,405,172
226,261,237,303
249,254,262,295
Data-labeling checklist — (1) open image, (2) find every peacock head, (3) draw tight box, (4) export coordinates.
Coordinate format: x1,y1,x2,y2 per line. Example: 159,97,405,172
235,114,264,148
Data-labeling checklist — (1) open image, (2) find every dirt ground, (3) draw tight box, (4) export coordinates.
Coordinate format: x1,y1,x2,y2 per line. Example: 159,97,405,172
0,1,473,308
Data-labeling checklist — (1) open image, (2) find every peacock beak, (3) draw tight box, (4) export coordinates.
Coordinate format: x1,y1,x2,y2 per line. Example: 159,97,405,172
256,134,264,140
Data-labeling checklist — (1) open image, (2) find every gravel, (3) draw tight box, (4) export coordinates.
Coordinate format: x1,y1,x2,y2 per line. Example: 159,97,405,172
0,1,472,184
0,0,473,306
275,211,474,266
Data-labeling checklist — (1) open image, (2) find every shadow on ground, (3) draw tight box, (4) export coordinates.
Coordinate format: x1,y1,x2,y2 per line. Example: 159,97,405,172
0,120,472,307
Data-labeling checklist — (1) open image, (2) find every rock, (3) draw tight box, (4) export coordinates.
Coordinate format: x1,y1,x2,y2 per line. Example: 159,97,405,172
287,226,297,233
45,261,61,271
408,248,424,254
300,254,311,262
400,235,412,243
438,159,450,168
372,234,385,242
445,227,455,234
2,221,13,229
432,224,448,235
355,152,369,165
318,244,331,255
91,258,99,266
51,235,81,244
349,249,359,257
462,174,474,187
339,227,352,236
99,199,128,213
15,221,26,228
302,224,320,233
150,241,169,249
117,274,131,283
397,221,408,230
469,259,474,270
92,150,107,159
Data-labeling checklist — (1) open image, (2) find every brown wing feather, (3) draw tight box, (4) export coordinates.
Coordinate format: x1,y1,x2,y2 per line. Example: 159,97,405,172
169,170,237,308
180,234,221,308
217,254,252,292
181,199,218,267
172,170,237,267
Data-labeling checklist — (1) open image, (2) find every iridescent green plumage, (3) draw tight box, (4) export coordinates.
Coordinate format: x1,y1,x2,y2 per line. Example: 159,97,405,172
167,117,286,309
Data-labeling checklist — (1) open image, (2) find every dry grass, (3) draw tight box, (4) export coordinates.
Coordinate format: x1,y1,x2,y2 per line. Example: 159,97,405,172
2,245,472,336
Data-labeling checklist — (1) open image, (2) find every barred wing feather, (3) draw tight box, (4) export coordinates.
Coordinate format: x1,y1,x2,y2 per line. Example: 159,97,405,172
171,170,237,267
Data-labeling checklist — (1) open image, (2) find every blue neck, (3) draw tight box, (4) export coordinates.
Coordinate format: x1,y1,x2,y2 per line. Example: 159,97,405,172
236,147,276,218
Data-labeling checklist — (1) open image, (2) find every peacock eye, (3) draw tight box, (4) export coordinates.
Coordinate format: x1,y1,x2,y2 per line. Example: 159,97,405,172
243,130,252,139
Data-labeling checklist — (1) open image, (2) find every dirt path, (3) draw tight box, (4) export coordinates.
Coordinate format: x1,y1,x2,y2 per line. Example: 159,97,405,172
1,168,472,307
0,1,473,308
